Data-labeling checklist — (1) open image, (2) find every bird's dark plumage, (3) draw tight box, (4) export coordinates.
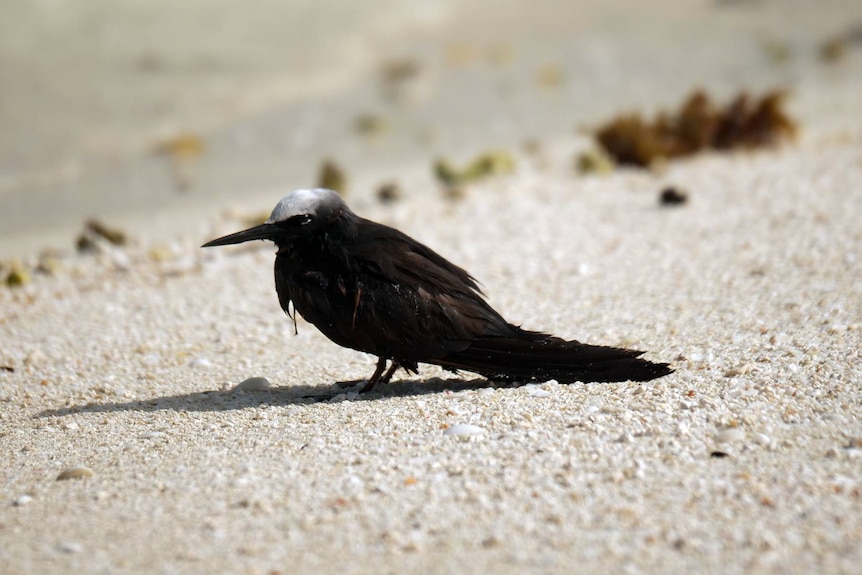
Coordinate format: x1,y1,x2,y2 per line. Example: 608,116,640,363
203,188,672,391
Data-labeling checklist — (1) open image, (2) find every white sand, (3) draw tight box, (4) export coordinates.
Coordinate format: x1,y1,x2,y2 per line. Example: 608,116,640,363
2,1,861,574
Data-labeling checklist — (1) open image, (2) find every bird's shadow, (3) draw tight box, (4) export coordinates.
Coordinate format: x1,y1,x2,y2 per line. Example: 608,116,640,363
37,377,513,418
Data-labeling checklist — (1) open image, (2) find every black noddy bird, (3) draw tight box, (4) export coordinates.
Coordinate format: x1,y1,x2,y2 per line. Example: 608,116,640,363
203,188,671,392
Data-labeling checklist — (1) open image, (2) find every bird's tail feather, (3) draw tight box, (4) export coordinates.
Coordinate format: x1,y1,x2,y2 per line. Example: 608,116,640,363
436,329,672,383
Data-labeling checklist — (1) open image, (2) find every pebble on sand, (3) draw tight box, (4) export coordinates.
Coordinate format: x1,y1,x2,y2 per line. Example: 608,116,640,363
524,385,552,398
188,357,213,369
232,377,272,392
715,428,745,444
56,467,94,481
58,541,83,554
13,494,33,507
444,424,485,437
752,432,772,446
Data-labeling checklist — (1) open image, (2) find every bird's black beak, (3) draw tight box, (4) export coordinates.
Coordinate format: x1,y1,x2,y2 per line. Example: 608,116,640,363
202,223,277,247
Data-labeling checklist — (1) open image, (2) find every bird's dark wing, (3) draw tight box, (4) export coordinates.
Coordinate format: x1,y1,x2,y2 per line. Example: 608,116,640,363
349,218,515,333
283,218,516,361
348,218,484,297
341,219,672,383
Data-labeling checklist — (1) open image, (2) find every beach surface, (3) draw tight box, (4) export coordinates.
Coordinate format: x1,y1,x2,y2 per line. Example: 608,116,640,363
2,1,861,573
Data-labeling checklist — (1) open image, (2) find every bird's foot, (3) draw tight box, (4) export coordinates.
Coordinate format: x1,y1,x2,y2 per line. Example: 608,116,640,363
355,358,401,393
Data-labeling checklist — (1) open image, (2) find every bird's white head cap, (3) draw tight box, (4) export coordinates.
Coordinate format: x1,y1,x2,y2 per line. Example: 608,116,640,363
266,188,348,223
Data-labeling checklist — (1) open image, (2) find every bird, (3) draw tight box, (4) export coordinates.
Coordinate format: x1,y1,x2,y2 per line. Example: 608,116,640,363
203,188,672,392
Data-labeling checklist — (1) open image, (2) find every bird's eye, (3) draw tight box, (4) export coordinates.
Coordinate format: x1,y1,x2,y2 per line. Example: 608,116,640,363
286,215,312,226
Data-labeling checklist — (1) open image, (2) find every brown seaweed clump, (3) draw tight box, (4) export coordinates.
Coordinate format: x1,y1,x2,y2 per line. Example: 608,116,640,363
433,150,515,187
819,23,862,63
317,159,348,194
376,182,402,204
353,113,388,137
76,219,128,252
3,259,30,288
153,133,205,159
153,132,206,191
594,90,797,168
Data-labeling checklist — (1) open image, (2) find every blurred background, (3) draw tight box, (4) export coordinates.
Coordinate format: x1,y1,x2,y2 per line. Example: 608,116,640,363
1,0,860,257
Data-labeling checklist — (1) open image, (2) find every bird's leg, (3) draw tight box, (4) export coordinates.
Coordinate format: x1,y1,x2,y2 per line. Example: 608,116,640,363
336,357,387,390
379,361,401,385
358,359,402,393
358,357,389,393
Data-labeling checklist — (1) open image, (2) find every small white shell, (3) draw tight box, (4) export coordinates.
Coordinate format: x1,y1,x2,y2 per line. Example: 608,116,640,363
715,428,745,444
444,424,486,437
232,377,271,392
